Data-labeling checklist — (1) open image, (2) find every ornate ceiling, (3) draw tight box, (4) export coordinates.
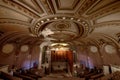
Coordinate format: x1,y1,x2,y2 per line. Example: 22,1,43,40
0,0,120,48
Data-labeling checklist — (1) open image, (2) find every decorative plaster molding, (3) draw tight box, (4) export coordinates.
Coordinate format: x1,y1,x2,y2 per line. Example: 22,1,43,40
3,0,41,18
93,21,120,28
89,1,120,20
0,18,31,26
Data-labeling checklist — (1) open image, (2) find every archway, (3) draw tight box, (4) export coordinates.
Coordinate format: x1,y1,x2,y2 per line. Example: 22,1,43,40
50,50,73,74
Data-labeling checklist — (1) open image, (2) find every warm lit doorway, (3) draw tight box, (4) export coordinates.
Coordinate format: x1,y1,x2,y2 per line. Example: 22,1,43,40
49,43,74,74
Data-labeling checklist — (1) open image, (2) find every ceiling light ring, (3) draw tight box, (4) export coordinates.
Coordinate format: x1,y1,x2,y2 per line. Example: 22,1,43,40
30,15,90,34
30,15,91,42
31,20,89,37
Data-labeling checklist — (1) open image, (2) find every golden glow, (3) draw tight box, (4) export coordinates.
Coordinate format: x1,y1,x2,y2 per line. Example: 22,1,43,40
50,43,69,47
50,47,69,51
50,43,69,51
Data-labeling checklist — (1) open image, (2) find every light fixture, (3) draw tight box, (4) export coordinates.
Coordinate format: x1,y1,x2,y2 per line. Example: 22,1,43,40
50,43,69,51
62,17,66,19
70,17,74,20
77,19,80,21
50,43,69,47
50,47,69,51
46,19,50,21
54,17,57,19
41,20,44,23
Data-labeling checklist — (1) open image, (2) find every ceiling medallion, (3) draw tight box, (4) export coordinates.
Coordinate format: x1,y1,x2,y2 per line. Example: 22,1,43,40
30,15,91,42
54,21,70,30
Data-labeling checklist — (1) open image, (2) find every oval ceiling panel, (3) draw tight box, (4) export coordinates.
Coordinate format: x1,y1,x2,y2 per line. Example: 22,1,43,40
90,46,98,53
104,44,117,54
2,43,14,54
20,45,29,52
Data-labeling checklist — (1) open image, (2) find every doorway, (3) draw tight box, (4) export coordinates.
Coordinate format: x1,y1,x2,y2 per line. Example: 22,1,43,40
50,50,73,74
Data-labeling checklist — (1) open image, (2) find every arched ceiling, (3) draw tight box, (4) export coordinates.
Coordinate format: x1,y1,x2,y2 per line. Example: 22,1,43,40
0,0,120,47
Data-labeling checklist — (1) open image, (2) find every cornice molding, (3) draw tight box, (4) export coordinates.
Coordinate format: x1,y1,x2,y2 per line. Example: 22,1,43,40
3,0,41,18
0,18,31,26
89,1,120,19
93,21,120,28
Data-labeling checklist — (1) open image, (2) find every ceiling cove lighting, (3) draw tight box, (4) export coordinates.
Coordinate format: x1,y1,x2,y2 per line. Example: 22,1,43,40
50,43,69,47
30,15,90,38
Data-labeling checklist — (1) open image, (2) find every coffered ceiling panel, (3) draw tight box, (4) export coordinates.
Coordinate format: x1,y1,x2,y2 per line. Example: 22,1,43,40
96,12,120,23
0,24,29,32
56,0,79,10
0,6,30,22
93,25,120,38
17,0,44,14
77,0,98,15
89,0,120,19
86,0,118,15
50,0,80,13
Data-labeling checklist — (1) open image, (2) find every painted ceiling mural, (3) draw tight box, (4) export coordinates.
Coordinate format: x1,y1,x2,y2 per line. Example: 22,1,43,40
0,0,119,49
